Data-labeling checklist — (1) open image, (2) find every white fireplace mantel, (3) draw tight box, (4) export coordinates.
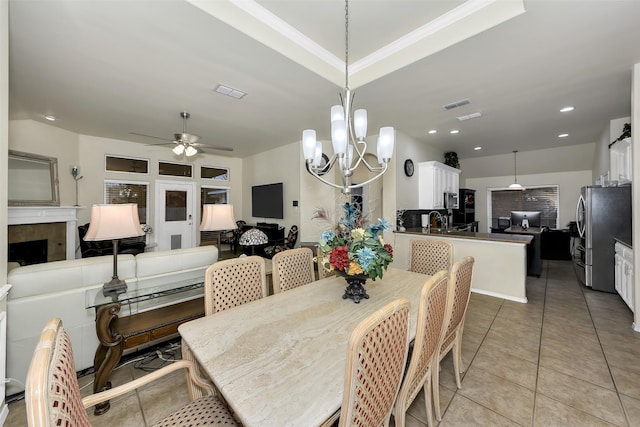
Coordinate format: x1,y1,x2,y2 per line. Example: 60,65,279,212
8,206,81,260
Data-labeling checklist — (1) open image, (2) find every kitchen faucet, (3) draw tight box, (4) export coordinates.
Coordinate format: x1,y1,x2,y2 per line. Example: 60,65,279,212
426,211,445,233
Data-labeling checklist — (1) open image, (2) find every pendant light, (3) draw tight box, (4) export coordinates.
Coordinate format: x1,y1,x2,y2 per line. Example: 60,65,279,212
509,150,524,190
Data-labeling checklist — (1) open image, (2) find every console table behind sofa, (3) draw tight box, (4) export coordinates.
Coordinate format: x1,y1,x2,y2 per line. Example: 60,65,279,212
6,245,218,396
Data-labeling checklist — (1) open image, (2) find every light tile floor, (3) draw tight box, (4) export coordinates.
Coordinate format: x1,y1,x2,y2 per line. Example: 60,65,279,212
6,260,640,426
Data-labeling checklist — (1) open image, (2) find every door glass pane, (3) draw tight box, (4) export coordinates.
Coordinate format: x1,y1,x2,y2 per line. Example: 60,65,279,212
165,190,187,221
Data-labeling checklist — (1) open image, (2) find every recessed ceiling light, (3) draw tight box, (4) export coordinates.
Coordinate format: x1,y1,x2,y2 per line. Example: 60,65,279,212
428,129,437,134
558,133,569,138
44,115,56,121
560,106,575,113
214,84,247,99
450,130,459,134
474,146,482,151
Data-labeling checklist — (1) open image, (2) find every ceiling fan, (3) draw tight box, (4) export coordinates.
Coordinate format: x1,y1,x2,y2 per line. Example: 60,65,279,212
130,111,233,156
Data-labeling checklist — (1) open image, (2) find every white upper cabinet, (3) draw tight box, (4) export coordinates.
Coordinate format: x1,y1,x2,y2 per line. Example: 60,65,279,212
610,137,632,184
418,161,461,209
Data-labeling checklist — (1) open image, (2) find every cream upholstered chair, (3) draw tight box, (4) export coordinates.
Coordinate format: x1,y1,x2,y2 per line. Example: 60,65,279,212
316,247,336,279
337,299,411,427
393,270,450,427
272,247,315,293
204,255,267,315
433,256,475,421
25,318,239,427
409,239,453,276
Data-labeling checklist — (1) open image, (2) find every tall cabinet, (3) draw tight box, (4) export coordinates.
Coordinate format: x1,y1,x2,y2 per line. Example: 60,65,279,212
454,188,476,225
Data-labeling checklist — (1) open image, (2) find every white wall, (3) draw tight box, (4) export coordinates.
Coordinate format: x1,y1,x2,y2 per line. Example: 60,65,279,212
393,131,444,210
242,142,300,235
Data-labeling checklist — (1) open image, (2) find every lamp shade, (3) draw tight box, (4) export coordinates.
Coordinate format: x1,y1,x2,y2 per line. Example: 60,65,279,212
173,144,185,155
200,204,237,231
84,204,144,241
302,129,317,160
378,127,395,160
185,145,198,157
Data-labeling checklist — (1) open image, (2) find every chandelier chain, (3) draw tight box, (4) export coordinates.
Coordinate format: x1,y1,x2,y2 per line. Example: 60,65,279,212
344,0,349,90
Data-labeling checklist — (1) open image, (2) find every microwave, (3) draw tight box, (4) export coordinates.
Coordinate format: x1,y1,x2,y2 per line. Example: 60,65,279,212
444,192,459,209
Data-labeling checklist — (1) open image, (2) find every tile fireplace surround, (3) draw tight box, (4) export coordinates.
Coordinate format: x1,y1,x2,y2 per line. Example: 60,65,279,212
8,207,79,261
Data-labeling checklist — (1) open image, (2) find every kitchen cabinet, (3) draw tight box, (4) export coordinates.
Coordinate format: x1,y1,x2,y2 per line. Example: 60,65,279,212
614,241,634,312
610,137,632,184
418,161,461,209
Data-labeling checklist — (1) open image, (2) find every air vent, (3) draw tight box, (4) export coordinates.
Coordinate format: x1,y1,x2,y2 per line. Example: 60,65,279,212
214,84,247,99
442,98,471,110
457,112,482,121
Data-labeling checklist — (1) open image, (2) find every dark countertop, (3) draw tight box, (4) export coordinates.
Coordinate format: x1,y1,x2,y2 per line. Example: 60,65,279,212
614,237,632,248
504,226,543,235
396,228,533,244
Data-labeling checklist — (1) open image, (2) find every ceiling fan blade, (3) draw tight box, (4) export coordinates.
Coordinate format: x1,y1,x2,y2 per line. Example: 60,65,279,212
196,143,234,152
129,132,174,142
144,142,176,147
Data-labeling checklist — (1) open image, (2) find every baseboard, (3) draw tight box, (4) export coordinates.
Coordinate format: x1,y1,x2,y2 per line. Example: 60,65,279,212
0,403,9,425
471,287,528,304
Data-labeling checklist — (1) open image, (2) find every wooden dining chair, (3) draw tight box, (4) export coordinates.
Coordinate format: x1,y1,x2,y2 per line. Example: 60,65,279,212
409,239,453,276
204,255,267,316
433,256,475,421
271,247,315,293
393,269,450,427
25,318,239,427
337,298,411,427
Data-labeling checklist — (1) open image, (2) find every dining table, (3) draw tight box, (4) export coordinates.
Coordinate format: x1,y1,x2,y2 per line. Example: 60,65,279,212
178,267,430,427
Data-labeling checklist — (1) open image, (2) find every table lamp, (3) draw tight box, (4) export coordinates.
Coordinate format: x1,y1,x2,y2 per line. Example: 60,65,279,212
200,204,237,250
84,203,144,296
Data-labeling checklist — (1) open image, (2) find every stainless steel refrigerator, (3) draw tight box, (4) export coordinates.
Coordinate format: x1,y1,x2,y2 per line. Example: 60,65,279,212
575,185,632,292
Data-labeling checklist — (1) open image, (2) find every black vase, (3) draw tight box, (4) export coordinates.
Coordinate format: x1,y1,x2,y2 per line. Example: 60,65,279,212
341,274,370,303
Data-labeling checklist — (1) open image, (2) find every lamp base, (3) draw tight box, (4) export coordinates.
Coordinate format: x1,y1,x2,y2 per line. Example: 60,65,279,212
102,277,128,297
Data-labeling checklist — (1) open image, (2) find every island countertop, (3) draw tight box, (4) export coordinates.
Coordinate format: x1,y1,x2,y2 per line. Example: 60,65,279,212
395,228,533,245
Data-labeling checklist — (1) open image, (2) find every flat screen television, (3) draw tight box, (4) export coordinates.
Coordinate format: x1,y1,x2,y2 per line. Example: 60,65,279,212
510,211,541,228
252,182,284,219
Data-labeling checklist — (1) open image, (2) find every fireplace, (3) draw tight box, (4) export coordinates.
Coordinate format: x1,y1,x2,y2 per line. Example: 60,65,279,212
8,239,48,266
8,207,79,261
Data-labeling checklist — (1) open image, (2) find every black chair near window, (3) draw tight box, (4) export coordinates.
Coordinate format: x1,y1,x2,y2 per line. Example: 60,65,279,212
264,225,298,259
78,223,146,258
231,220,247,254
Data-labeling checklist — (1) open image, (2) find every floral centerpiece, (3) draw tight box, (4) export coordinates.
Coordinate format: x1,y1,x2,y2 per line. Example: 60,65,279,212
315,203,393,302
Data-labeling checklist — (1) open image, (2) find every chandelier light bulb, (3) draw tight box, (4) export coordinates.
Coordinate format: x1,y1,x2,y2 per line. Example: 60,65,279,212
302,129,317,160
378,127,395,160
354,109,367,139
331,119,348,154
331,105,344,122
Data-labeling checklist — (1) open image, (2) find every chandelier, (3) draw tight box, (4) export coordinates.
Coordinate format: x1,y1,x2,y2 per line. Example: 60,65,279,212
301,0,394,195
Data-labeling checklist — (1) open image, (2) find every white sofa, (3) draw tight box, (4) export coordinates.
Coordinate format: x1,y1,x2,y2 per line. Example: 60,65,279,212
6,246,218,396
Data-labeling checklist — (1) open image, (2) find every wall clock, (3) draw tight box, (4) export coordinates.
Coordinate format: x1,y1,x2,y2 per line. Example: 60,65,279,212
404,159,414,177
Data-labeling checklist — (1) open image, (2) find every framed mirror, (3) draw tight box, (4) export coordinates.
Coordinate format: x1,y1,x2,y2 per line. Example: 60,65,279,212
8,150,60,206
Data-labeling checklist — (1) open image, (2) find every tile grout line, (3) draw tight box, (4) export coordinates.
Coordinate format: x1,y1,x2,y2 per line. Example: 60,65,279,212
578,278,631,427
528,261,545,426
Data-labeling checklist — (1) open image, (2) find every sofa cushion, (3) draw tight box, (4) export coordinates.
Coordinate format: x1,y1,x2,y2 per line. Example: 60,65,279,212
135,246,218,278
7,255,136,299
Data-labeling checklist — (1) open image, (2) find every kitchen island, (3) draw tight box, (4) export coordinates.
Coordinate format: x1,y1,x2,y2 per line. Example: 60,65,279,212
393,228,533,303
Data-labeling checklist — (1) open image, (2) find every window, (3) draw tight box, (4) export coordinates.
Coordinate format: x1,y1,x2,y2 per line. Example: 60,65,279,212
104,180,149,224
159,161,193,178
201,166,229,181
105,155,149,174
490,186,559,229
200,186,231,246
